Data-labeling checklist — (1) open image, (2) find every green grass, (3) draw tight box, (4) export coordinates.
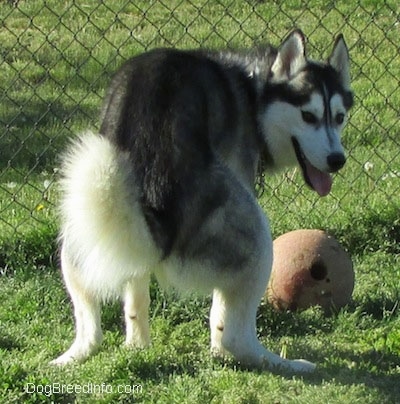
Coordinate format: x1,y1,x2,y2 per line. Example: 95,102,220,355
1,0,399,402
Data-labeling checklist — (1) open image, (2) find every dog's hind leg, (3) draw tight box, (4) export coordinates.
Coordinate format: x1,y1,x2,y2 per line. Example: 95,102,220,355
50,247,103,365
211,280,316,373
207,185,315,373
210,289,229,358
210,287,261,362
123,274,151,348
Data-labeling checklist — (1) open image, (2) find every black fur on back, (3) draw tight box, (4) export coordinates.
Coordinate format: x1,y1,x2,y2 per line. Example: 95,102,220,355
99,49,261,257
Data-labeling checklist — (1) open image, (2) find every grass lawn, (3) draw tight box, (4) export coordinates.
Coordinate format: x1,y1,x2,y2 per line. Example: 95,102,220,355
1,0,399,403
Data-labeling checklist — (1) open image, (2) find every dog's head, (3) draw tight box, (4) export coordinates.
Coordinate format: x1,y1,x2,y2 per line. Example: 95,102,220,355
260,30,354,196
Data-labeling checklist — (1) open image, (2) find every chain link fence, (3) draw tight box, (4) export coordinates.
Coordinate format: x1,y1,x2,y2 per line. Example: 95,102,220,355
0,1,399,249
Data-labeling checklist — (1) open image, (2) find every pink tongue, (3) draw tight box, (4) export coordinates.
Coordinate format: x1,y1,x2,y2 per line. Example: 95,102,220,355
305,160,332,197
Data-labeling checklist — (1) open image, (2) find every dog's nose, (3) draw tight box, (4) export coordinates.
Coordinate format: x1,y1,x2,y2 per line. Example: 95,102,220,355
327,153,346,172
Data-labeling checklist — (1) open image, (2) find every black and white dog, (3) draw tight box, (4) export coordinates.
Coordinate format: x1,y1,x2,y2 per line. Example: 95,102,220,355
52,30,353,372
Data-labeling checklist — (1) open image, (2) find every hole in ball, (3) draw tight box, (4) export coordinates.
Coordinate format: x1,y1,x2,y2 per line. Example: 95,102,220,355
310,260,327,281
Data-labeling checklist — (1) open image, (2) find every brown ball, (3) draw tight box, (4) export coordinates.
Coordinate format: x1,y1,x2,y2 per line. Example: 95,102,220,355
267,229,354,313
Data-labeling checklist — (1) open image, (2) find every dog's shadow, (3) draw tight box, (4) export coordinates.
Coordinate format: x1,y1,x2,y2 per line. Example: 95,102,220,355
95,292,400,401
256,303,400,400
295,345,400,401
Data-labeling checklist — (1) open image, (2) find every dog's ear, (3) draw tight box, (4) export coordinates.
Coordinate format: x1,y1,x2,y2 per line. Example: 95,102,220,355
270,29,306,82
329,34,351,90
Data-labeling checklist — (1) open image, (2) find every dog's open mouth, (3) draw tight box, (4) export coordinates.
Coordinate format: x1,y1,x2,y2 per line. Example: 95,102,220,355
291,137,332,197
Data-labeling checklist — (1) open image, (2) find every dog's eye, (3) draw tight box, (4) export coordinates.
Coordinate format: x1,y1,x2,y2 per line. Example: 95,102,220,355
301,111,318,125
335,113,345,125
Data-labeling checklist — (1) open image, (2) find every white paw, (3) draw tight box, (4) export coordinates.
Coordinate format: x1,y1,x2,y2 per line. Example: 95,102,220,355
210,345,229,359
49,352,77,366
49,343,98,365
261,354,317,373
288,358,316,373
124,339,150,349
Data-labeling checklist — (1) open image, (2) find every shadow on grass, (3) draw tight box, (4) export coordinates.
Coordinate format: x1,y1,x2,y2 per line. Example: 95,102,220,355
0,333,22,351
93,339,400,403
257,304,335,338
0,224,59,278
256,303,400,400
0,97,99,172
300,345,400,402
347,298,399,321
331,206,400,256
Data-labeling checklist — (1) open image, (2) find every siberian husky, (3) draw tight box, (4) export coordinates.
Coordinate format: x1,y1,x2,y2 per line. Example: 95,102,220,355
52,30,353,372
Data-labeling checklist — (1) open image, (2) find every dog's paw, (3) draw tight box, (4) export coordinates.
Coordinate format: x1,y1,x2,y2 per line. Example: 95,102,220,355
261,355,316,373
124,336,150,349
49,345,94,366
49,353,76,366
210,345,230,359
286,358,316,373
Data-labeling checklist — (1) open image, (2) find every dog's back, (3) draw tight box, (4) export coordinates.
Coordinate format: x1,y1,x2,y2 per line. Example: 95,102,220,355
99,49,262,256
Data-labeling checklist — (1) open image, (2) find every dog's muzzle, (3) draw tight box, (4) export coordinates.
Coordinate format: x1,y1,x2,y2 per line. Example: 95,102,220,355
292,137,335,197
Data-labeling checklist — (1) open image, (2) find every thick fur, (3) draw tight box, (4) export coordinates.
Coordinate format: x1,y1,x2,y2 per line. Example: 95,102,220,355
52,30,353,372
